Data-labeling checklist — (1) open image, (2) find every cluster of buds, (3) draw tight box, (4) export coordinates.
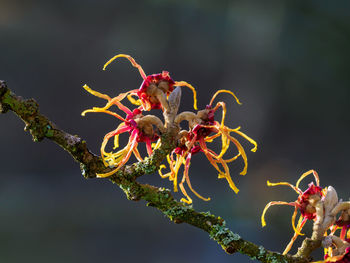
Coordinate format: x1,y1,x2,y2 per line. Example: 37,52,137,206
82,54,257,204
262,170,350,262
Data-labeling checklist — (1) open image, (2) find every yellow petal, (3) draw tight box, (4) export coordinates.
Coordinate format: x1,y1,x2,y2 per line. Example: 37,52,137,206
83,84,111,101
261,201,295,227
267,180,302,195
296,169,320,189
174,81,198,110
209,89,241,106
103,54,147,80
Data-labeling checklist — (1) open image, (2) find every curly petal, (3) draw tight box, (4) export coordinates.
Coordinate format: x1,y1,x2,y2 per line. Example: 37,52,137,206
82,108,126,122
204,133,221,142
295,169,320,189
229,127,258,152
97,130,139,177
212,101,227,127
199,138,239,194
127,94,142,106
209,89,241,106
82,84,136,115
261,201,296,227
174,81,198,110
113,123,130,149
100,125,131,166
215,155,239,194
159,164,171,179
226,134,248,175
83,84,111,100
103,54,147,80
159,153,184,192
266,180,302,195
291,207,305,236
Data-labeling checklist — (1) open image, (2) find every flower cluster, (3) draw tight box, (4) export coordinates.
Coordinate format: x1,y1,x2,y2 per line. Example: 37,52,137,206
81,85,164,177
82,54,257,203
159,90,257,204
262,170,350,262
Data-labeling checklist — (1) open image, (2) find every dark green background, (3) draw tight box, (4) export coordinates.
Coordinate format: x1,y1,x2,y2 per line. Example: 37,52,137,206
1,0,350,262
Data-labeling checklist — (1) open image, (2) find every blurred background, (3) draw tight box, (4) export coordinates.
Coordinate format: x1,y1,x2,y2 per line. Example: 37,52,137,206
1,0,350,262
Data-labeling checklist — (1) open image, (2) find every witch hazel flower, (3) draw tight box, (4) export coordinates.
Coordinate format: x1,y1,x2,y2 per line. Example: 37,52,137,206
261,170,325,255
159,89,257,204
81,85,164,178
102,54,198,112
260,169,350,260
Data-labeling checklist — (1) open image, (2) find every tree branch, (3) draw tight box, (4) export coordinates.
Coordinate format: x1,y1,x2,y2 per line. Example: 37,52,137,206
0,80,311,263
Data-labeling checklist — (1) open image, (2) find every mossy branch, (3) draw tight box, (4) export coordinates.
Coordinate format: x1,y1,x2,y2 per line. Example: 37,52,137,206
0,80,312,263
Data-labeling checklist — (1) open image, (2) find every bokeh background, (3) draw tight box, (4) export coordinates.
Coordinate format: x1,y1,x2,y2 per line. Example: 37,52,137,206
1,0,350,262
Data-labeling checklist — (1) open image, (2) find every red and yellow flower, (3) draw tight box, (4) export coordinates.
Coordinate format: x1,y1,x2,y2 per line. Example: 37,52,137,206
103,54,198,112
261,169,325,254
82,85,164,178
159,90,257,204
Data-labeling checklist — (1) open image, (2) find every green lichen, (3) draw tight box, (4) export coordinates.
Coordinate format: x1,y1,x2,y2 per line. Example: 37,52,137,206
265,253,288,263
45,126,54,137
200,211,212,217
248,246,267,261
158,188,170,199
164,205,192,220
258,246,266,259
209,224,241,246
1,91,15,109
143,160,156,174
